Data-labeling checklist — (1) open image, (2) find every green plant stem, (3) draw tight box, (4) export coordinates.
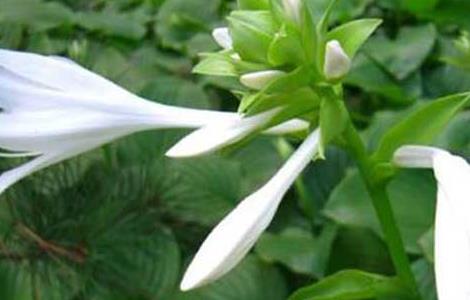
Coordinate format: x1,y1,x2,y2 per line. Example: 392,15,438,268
342,121,421,299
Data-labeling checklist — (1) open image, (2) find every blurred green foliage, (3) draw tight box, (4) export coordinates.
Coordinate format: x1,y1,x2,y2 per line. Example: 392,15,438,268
0,0,468,299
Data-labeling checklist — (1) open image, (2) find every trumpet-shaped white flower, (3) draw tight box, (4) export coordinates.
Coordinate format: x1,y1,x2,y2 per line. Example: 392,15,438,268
0,49,241,194
240,70,286,90
166,108,281,158
212,27,233,50
180,129,320,291
283,0,302,24
394,146,470,300
324,40,351,80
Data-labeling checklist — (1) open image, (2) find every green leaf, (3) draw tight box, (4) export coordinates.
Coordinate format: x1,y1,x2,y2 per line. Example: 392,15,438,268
75,12,147,40
345,53,410,105
175,256,288,300
256,226,338,277
163,156,242,226
364,24,437,80
289,270,407,300
327,19,382,59
0,0,74,31
413,259,438,300
373,93,470,162
155,0,221,50
324,169,437,254
401,0,440,13
228,10,277,63
238,0,270,10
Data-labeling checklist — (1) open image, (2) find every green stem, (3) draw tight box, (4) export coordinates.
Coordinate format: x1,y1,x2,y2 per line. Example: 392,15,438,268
343,121,421,299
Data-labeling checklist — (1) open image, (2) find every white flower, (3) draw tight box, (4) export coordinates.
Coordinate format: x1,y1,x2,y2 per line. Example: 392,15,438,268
212,27,233,50
323,40,351,80
166,108,281,158
283,0,302,24
394,146,470,300
0,49,240,194
180,129,320,291
240,70,286,90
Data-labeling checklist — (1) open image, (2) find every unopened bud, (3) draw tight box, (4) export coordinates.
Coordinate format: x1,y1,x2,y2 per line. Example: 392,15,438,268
323,40,351,80
240,70,286,90
212,27,233,50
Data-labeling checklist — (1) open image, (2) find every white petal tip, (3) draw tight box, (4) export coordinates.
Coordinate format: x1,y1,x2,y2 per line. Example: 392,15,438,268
240,70,285,90
324,40,351,80
393,145,446,169
212,27,233,50
165,145,197,158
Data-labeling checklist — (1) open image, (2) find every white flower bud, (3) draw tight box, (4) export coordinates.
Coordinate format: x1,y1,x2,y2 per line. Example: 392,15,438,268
212,27,233,50
323,40,351,80
240,70,286,90
283,0,302,24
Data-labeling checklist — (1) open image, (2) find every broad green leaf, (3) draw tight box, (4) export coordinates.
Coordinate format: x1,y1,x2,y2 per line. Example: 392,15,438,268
328,227,394,275
163,156,242,226
0,0,73,31
424,65,470,97
238,0,270,10
413,259,438,300
228,10,277,63
436,111,470,157
175,256,288,300
364,24,437,80
75,12,147,40
155,0,221,50
289,270,407,300
345,53,410,105
327,19,382,59
401,0,439,13
256,228,318,275
0,265,31,300
324,169,436,254
373,93,470,162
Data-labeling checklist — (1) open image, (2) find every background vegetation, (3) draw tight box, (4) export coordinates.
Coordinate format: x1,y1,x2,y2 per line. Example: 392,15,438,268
0,0,469,299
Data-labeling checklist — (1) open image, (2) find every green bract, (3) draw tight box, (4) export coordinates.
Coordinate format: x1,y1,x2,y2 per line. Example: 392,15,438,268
193,0,382,150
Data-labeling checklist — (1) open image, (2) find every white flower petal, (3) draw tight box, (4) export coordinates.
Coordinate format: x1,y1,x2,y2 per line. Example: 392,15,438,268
240,70,286,90
166,109,281,158
435,186,470,300
324,40,351,80
263,119,309,135
433,152,470,235
0,152,66,195
393,145,447,169
212,27,233,50
180,129,320,290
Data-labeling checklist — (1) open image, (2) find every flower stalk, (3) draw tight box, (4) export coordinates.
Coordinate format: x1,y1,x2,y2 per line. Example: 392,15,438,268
341,107,421,299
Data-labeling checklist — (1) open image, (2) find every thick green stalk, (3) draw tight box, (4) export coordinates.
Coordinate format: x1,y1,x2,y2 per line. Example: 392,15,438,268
342,121,421,299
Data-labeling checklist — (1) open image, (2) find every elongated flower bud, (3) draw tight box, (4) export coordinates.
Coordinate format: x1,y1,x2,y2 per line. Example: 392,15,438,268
212,27,233,50
166,108,281,158
180,129,320,291
240,70,286,90
323,40,351,80
283,0,302,24
393,145,470,300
